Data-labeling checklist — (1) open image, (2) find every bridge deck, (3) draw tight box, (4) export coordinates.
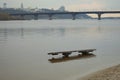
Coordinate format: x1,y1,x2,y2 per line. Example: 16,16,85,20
10,11,120,20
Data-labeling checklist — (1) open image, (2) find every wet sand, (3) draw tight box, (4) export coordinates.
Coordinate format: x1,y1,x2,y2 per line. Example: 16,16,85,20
80,64,120,80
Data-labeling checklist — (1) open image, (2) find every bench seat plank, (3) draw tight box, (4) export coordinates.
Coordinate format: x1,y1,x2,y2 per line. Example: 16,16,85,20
48,49,96,55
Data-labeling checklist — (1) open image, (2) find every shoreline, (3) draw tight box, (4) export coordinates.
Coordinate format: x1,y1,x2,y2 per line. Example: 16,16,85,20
79,64,120,80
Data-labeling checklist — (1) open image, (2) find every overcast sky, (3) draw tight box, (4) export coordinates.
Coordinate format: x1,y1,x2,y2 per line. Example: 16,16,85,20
0,0,120,11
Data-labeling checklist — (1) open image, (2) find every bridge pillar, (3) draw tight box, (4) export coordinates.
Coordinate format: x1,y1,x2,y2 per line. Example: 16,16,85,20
20,15,24,19
34,15,39,20
72,14,76,20
98,13,101,20
48,14,53,20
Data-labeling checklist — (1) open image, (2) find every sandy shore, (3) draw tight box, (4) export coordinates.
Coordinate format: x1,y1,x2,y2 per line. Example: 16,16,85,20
80,64,120,80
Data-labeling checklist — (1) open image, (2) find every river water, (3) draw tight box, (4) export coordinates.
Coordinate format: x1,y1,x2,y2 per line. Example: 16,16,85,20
0,19,120,80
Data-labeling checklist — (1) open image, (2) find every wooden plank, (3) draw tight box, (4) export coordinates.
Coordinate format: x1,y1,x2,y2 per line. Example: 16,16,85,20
49,54,96,63
48,49,96,55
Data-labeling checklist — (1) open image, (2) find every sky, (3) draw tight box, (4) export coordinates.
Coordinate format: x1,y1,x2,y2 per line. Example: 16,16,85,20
0,0,120,10
0,0,120,17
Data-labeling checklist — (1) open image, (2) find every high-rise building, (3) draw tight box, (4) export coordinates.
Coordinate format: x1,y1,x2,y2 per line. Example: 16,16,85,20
58,6,65,12
3,3,7,9
21,3,24,9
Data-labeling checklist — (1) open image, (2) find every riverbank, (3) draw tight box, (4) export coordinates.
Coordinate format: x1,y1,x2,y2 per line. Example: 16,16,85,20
80,64,120,80
0,12,24,20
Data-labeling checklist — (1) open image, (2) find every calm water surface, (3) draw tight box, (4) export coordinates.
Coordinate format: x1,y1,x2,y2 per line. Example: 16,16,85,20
0,19,120,80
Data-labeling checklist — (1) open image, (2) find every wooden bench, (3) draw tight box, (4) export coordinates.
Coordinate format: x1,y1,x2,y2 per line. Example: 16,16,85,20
48,49,96,57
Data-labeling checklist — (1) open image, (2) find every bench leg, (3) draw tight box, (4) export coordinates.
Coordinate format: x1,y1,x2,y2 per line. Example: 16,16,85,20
62,53,71,58
82,52,89,55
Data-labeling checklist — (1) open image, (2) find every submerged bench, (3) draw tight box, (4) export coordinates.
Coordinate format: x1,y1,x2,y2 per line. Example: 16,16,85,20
48,49,96,57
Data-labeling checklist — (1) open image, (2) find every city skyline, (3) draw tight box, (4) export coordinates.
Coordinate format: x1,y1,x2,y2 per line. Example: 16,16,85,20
0,0,120,17
0,0,120,10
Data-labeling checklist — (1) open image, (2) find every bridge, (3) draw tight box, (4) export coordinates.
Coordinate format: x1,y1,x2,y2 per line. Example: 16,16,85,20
9,11,120,20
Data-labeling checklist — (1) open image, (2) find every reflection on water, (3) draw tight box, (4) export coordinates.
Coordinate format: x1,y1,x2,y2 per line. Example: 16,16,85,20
0,28,8,41
49,54,96,63
0,28,65,40
0,26,102,41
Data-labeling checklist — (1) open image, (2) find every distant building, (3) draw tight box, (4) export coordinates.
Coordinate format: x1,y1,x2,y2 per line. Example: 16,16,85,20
3,3,7,9
37,8,54,12
21,3,24,9
58,6,65,12
0,5,92,20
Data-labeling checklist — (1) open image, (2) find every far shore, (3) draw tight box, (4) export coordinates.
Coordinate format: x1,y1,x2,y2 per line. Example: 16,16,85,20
79,64,120,80
0,12,24,20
